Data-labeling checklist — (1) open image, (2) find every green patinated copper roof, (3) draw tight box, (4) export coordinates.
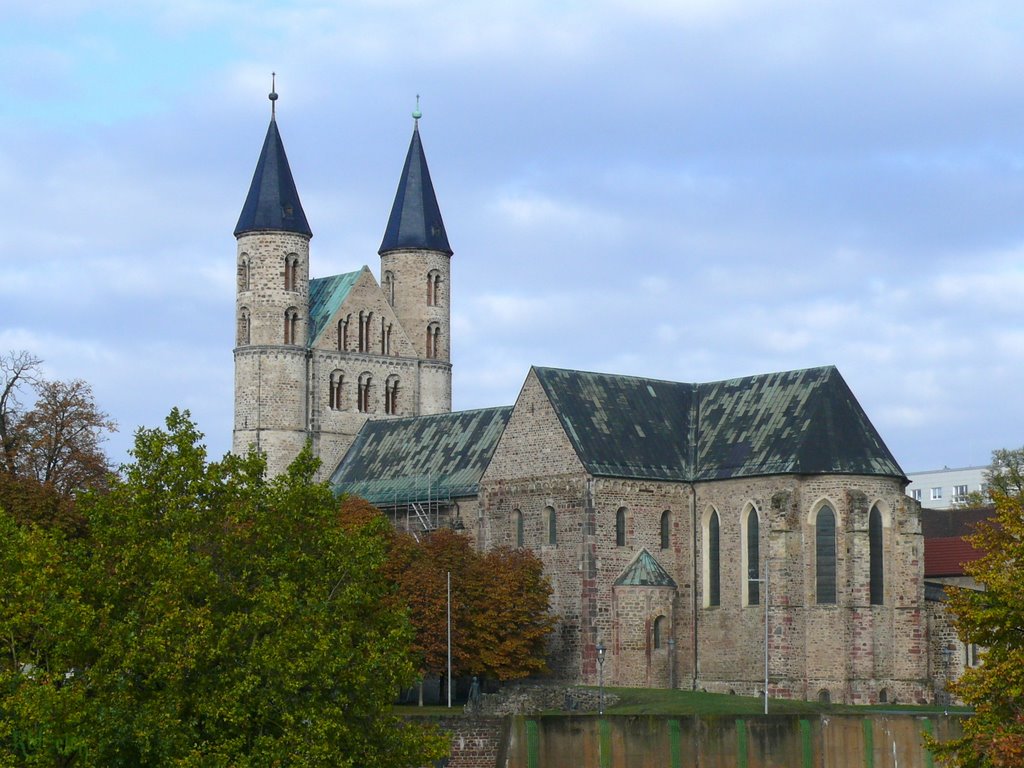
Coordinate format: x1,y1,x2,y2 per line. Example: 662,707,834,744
330,407,512,504
308,270,361,346
614,549,677,587
533,365,903,482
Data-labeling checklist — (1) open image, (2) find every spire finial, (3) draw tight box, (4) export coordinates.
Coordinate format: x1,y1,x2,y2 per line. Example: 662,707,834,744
412,94,422,124
269,72,278,119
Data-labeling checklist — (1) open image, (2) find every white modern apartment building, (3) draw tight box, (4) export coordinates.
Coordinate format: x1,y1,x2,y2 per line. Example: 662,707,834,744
905,466,987,509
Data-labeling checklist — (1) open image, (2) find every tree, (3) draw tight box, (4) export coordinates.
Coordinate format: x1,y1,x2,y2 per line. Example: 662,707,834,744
0,410,447,767
931,485,1024,766
0,350,41,475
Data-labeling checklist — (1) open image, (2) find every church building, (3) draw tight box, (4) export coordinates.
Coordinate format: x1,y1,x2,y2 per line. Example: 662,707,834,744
232,90,933,705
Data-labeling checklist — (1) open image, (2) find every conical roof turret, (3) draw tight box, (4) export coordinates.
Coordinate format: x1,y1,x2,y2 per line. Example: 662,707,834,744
234,85,311,238
379,108,451,256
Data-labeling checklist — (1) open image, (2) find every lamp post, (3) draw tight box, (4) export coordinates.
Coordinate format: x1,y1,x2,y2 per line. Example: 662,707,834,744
596,642,606,716
750,559,770,715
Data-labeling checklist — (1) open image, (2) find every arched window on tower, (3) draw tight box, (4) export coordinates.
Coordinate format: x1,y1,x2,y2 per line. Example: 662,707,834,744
238,255,250,291
706,509,721,607
869,505,884,605
426,323,441,359
284,307,299,345
357,373,372,413
653,615,667,649
427,270,442,306
816,505,837,605
237,307,250,346
284,254,299,292
746,507,760,606
660,510,671,550
338,318,348,352
384,375,400,415
383,271,395,305
329,371,344,411
615,507,627,547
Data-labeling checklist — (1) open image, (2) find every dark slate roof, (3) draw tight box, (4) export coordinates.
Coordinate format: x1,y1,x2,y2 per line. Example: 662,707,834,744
234,118,312,237
308,270,361,345
533,365,904,482
614,549,677,587
331,407,511,504
378,123,452,255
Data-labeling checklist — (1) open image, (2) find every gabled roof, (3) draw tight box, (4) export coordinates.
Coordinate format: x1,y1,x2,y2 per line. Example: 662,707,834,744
331,407,511,504
614,549,677,587
922,507,992,577
308,270,361,345
533,365,904,482
378,122,452,255
235,118,312,237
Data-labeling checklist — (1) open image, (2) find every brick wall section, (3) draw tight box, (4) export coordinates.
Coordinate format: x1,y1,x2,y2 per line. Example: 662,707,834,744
421,717,507,768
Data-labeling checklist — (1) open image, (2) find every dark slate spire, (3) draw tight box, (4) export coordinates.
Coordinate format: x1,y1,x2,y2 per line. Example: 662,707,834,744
234,78,312,238
379,101,452,255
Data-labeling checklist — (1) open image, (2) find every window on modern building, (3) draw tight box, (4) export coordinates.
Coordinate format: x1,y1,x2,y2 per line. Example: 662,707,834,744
816,505,837,604
238,308,250,346
513,509,524,548
747,507,760,606
427,270,441,306
869,505,884,605
426,323,440,359
239,256,250,291
284,308,299,345
953,484,968,503
708,510,721,607
660,510,671,550
383,271,395,305
653,615,666,650
384,376,399,415
329,371,344,411
911,488,922,501
546,506,557,546
931,487,943,500
357,373,372,413
615,507,627,547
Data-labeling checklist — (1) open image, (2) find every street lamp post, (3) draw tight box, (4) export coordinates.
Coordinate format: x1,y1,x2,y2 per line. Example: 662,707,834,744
596,642,606,716
750,559,770,715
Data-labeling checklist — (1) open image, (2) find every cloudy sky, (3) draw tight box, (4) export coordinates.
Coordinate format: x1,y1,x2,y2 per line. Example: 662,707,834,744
3,1,1023,473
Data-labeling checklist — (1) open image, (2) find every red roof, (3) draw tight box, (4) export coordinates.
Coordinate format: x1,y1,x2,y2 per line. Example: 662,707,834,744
924,536,984,577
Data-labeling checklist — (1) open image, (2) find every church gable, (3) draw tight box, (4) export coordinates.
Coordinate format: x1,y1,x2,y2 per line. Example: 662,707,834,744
309,266,416,356
614,548,677,588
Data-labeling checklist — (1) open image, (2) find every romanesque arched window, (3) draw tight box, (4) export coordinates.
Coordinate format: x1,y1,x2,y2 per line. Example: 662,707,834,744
869,505,884,605
337,318,347,352
427,270,441,306
653,615,667,649
707,510,721,607
816,505,837,605
238,255,250,291
615,507,627,547
284,307,299,345
383,270,395,305
329,370,344,411
426,323,441,359
357,373,372,413
513,509,524,548
238,307,250,346
746,507,760,606
660,510,671,550
546,506,557,546
284,254,299,292
381,319,392,355
358,312,373,353
385,375,399,415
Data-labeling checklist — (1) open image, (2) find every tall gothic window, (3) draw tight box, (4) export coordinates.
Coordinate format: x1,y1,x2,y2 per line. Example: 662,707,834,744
816,505,837,605
615,507,627,547
707,510,721,607
869,506,884,605
747,507,760,606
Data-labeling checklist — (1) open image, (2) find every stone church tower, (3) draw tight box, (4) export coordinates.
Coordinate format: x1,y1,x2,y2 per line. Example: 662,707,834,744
232,87,453,477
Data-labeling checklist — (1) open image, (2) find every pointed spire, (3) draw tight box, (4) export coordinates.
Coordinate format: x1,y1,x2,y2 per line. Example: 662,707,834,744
378,101,452,256
234,78,312,238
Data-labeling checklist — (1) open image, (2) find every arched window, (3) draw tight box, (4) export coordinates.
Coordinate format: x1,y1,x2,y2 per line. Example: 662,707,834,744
707,510,721,607
237,307,250,346
284,307,299,345
238,255,250,291
869,505,884,605
660,510,671,550
426,323,441,359
818,689,831,704
358,312,373,353
357,373,372,413
816,505,837,605
546,506,557,546
381,319,392,355
383,270,395,305
615,507,627,547
284,254,299,292
878,688,888,704
329,371,344,411
747,507,760,606
653,615,667,649
513,509,524,548
427,270,441,306
385,375,399,415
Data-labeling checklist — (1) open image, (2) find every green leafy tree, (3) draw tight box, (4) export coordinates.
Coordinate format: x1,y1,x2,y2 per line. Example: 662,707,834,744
0,409,447,767
931,487,1024,767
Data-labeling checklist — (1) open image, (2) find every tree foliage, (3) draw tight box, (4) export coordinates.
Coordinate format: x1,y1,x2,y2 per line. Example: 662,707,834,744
0,410,447,767
932,485,1024,767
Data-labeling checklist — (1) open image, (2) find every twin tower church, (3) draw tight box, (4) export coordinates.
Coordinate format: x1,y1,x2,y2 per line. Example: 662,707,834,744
232,90,936,704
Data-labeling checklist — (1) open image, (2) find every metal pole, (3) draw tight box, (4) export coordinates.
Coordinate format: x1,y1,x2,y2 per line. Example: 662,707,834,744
764,558,769,716
447,571,452,708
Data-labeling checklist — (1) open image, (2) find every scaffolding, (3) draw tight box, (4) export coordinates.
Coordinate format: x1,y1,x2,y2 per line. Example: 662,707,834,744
378,473,457,540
